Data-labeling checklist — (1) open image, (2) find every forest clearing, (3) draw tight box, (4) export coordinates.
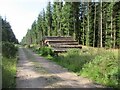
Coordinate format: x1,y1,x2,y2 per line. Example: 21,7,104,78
1,0,120,89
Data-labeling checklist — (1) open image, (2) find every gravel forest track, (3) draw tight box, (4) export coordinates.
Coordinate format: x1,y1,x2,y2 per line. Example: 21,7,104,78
16,47,104,88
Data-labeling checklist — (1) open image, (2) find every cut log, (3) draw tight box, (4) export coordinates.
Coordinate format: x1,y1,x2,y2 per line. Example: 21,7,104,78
52,45,82,48
49,42,78,45
42,36,82,53
43,36,73,41
52,48,67,53
44,40,76,43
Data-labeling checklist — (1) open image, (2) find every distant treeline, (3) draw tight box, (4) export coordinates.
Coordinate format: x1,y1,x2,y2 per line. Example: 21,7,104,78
1,16,18,44
21,1,120,48
0,16,18,58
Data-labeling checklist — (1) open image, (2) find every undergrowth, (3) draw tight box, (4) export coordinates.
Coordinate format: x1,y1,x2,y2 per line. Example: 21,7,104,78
2,42,18,88
80,50,119,88
31,46,119,88
2,42,18,58
2,57,17,88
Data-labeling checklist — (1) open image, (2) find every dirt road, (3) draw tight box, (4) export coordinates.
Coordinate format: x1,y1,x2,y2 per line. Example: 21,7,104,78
16,47,104,88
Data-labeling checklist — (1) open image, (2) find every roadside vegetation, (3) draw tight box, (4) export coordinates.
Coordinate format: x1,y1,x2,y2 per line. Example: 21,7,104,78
2,42,18,88
1,17,18,88
20,1,120,89
2,57,17,88
30,45,119,88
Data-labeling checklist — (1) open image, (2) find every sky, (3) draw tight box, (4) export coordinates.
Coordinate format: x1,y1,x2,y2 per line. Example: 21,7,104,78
0,0,53,42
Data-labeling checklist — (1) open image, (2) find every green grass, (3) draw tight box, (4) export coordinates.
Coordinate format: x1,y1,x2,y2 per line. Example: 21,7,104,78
2,57,17,88
80,49,119,88
31,45,119,88
35,47,119,88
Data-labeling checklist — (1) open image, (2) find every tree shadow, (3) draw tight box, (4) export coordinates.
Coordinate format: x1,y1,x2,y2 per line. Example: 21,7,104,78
14,48,106,88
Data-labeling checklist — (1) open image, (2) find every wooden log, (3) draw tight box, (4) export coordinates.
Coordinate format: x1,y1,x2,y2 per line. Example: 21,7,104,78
44,40,77,44
52,48,67,53
50,42,78,45
42,36,82,53
52,45,82,48
43,36,73,40
43,36,73,42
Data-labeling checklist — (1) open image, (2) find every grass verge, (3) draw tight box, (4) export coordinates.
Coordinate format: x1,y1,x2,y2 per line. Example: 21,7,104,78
35,47,119,88
2,57,17,88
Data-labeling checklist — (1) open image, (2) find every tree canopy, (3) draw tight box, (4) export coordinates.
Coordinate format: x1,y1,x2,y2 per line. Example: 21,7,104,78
2,18,18,44
21,1,120,49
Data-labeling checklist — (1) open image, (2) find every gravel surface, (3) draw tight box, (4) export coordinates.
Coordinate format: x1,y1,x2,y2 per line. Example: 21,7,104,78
16,47,104,88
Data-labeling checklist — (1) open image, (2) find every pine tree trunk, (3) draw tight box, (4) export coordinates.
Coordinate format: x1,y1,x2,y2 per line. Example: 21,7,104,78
83,16,85,45
110,11,113,48
100,0,103,48
93,3,96,47
86,2,90,46
113,21,116,48
67,22,70,36
105,19,108,47
73,17,76,40
48,26,50,36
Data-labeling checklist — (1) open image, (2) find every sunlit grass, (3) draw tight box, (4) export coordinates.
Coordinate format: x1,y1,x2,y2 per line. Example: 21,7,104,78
31,45,119,88
79,49,118,88
2,57,17,88
39,47,119,88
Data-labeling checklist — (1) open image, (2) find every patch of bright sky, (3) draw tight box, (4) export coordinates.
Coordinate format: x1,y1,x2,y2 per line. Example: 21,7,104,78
0,0,53,42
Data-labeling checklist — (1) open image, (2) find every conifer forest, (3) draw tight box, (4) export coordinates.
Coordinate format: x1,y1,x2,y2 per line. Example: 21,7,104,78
21,1,120,49
1,0,120,89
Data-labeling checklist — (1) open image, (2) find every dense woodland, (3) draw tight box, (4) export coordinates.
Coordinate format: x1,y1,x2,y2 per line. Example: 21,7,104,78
21,1,120,49
1,16,18,88
1,17,18,44
1,16,18,58
0,1,120,88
